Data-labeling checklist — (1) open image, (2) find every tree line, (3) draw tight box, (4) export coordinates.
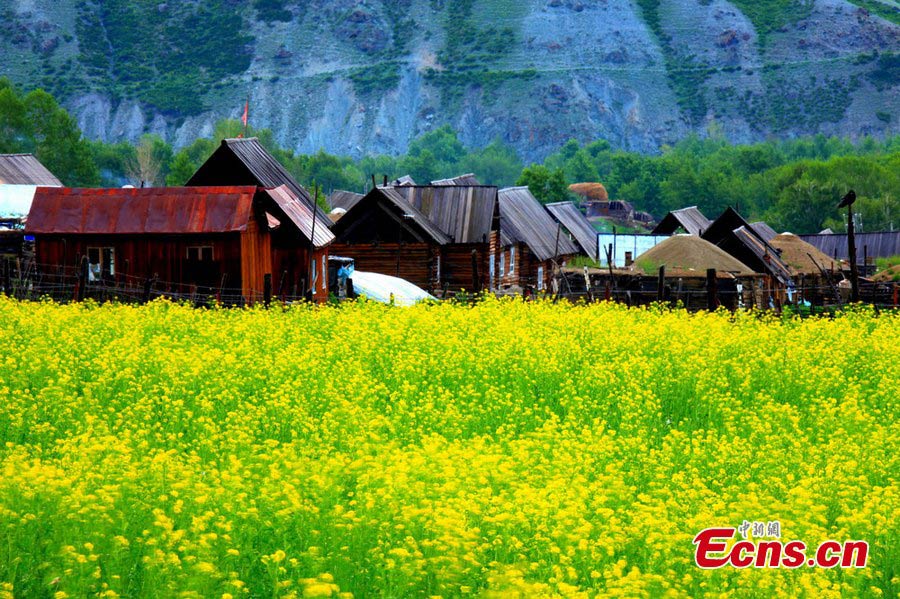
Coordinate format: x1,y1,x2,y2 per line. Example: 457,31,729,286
2,78,897,234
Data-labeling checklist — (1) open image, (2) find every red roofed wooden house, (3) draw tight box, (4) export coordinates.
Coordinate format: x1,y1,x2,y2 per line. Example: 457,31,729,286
26,185,333,303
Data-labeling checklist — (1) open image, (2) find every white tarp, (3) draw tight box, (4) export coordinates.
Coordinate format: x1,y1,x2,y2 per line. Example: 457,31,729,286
0,185,39,218
349,271,437,306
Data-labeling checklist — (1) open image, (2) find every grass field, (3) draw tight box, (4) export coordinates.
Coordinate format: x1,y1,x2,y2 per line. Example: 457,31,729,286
0,297,897,598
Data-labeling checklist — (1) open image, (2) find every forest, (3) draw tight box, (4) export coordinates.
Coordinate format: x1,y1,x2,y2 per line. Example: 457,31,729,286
1,78,897,235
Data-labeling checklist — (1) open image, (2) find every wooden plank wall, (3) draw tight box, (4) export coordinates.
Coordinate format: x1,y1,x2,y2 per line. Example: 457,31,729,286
331,242,436,292
240,218,273,300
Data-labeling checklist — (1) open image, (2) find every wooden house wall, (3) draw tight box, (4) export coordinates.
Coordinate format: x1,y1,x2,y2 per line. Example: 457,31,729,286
34,233,244,292
441,243,493,293
496,242,574,291
330,242,436,292
270,229,329,301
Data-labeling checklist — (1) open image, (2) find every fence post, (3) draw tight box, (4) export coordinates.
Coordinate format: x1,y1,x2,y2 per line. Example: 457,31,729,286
142,275,155,304
264,273,272,308
657,265,665,303
2,258,9,296
75,256,88,302
706,269,717,311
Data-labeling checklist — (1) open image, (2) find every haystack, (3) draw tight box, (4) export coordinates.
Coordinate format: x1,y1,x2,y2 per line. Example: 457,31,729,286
872,265,900,283
568,182,608,201
633,234,755,275
769,233,838,275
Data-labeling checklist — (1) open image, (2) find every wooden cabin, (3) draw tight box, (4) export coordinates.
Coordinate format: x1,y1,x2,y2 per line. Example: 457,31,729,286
186,137,332,225
701,207,792,293
390,184,500,295
652,206,711,236
329,187,450,292
546,201,600,261
497,187,579,292
26,185,333,303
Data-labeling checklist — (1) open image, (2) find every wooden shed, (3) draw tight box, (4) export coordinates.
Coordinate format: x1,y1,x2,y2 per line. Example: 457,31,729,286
391,184,500,294
330,186,450,292
702,207,792,289
498,187,579,292
26,185,333,303
546,201,599,260
652,206,711,236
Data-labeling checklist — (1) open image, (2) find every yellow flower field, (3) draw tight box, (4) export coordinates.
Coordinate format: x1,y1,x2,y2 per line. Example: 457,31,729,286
0,296,897,598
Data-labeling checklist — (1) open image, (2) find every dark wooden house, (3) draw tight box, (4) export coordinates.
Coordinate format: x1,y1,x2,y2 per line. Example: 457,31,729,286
702,207,792,288
186,137,332,224
391,184,500,294
26,185,333,303
652,206,711,236
498,187,579,292
330,186,450,291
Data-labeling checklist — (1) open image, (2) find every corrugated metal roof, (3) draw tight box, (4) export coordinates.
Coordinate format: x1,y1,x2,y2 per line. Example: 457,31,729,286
328,190,364,211
265,185,334,248
0,154,62,186
391,185,498,243
187,138,332,225
750,221,778,242
652,206,711,236
800,231,900,260
546,201,599,258
499,187,578,261
26,186,257,234
432,173,480,186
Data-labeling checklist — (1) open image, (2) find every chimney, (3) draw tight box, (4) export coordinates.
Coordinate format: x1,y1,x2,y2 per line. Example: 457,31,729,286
383,175,388,187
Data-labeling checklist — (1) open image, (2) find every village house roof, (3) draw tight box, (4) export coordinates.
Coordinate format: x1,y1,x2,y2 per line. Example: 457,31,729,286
0,154,62,186
186,138,331,224
701,208,792,283
391,175,416,186
750,221,778,242
390,184,499,244
730,226,793,283
432,173,480,186
328,190,364,212
332,186,451,246
652,206,711,236
545,201,598,259
800,230,900,260
26,185,334,247
499,187,578,261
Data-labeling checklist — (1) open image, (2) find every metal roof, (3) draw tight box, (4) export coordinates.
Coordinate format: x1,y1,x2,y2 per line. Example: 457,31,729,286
391,185,499,243
652,206,711,236
26,186,258,234
499,187,578,261
265,185,334,248
333,187,451,245
432,173,480,186
800,231,900,260
187,138,331,224
545,201,599,259
0,154,62,186
328,190,364,211
750,221,778,242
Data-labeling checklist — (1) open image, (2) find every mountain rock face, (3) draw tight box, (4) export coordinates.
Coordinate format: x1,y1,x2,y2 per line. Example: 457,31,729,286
2,0,898,161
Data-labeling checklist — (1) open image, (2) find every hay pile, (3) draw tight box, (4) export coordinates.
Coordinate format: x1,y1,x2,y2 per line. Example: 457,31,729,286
568,182,608,201
633,234,755,275
872,265,900,283
770,233,838,275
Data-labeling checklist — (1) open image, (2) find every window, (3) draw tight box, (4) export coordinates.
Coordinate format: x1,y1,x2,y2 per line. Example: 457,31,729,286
537,266,544,291
489,254,495,290
499,251,505,276
87,247,114,281
509,246,515,274
322,255,327,291
436,255,441,281
187,246,213,261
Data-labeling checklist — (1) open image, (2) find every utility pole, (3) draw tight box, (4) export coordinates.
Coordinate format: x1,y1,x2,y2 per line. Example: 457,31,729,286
838,190,859,303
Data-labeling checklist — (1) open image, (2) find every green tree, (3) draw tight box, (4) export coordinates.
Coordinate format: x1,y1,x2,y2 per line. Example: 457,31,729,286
516,165,570,204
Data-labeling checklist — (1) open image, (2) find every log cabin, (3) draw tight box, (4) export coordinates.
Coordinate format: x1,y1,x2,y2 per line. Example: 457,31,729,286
26,185,333,303
497,187,579,292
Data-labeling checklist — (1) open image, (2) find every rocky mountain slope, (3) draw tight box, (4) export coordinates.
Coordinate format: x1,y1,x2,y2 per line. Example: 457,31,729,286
2,0,898,161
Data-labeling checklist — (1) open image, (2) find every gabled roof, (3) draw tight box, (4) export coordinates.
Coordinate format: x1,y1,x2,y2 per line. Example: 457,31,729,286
499,187,578,261
328,190,364,212
331,186,451,246
545,201,597,259
390,185,499,243
652,206,711,236
731,226,792,283
391,175,416,186
186,138,331,224
750,221,778,242
432,173,480,186
26,186,258,234
0,154,62,186
265,185,334,248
